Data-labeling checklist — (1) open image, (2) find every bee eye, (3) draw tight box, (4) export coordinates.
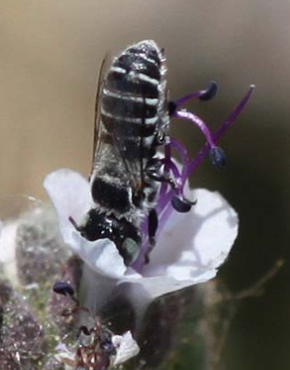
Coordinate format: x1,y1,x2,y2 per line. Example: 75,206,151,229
122,238,140,265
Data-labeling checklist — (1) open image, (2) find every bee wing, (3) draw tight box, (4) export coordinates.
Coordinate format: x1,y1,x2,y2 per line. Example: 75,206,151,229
92,57,153,192
90,54,111,180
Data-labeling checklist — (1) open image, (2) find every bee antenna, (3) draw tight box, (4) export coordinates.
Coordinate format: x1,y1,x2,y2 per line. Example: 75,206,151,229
69,216,81,231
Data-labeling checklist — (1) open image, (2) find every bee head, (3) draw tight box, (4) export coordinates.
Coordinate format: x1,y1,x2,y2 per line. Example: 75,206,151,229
70,210,141,266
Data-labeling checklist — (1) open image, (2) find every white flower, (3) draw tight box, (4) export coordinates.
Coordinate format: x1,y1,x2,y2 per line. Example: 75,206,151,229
111,331,140,366
0,221,19,285
54,331,139,369
44,168,238,311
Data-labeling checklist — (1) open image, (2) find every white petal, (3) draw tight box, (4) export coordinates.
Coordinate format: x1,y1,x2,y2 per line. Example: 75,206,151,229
0,221,19,286
112,331,140,365
0,222,17,264
129,188,238,298
71,231,127,279
54,343,76,369
44,169,93,246
44,169,128,280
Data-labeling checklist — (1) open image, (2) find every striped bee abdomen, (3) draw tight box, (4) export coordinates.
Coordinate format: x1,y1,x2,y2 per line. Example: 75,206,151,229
91,177,131,213
105,44,162,99
100,40,168,160
102,95,157,120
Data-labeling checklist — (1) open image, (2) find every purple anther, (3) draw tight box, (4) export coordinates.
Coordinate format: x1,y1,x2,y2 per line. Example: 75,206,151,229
209,146,226,169
170,81,218,111
100,338,115,354
53,281,75,297
199,81,218,101
171,196,192,213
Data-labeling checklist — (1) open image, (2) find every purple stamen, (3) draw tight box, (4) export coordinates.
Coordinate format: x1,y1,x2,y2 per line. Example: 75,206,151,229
172,81,218,107
158,85,255,221
133,84,255,272
186,84,255,177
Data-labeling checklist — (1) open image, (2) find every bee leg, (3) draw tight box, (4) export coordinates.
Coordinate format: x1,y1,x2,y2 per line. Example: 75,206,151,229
148,208,158,245
146,170,178,189
155,131,166,145
145,208,159,264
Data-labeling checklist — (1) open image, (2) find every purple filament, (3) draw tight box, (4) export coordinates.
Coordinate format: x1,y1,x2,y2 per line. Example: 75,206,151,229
172,109,216,150
173,91,203,107
170,137,190,177
173,81,218,107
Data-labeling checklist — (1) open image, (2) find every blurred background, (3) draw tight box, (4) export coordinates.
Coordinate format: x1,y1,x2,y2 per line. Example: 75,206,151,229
0,0,289,369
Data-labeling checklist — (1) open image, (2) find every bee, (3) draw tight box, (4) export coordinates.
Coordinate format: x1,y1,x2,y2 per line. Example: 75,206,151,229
70,40,170,265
